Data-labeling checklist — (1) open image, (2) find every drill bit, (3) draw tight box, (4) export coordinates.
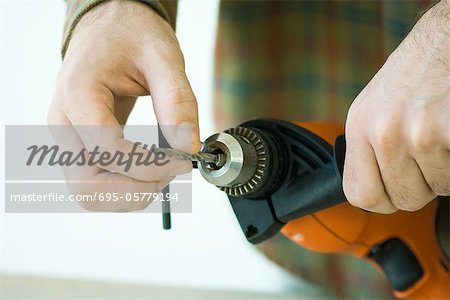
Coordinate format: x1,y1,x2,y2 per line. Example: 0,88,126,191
157,125,171,230
154,148,220,165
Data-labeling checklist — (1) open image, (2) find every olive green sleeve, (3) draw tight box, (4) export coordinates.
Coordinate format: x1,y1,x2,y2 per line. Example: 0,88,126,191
61,0,178,58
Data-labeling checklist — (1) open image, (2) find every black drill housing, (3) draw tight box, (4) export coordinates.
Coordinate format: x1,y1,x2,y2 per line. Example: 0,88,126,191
227,119,346,244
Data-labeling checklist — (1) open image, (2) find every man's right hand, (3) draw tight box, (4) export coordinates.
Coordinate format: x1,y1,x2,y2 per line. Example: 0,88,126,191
48,0,201,212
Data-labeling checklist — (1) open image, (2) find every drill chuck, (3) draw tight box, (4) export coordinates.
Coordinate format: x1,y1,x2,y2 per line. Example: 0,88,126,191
198,127,272,197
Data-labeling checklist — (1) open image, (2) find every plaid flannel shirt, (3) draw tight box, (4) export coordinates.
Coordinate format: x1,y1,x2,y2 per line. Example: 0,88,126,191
62,1,436,298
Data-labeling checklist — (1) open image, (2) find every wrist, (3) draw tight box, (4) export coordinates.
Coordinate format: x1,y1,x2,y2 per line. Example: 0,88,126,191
62,0,177,59
419,0,450,35
405,0,450,62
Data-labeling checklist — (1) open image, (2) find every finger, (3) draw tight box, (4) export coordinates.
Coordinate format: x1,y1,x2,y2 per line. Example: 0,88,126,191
72,174,174,212
408,115,450,196
62,82,193,181
48,104,175,212
414,146,450,196
48,103,100,180
374,145,436,211
140,52,201,153
343,129,398,214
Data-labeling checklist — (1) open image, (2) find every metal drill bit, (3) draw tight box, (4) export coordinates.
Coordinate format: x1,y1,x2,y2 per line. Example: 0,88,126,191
154,148,220,165
158,125,171,230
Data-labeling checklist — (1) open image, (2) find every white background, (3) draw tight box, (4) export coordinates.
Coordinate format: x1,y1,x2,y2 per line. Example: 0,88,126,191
0,0,313,294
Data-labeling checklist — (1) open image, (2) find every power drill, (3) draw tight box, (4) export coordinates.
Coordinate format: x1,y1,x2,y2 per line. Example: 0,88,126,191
193,119,449,299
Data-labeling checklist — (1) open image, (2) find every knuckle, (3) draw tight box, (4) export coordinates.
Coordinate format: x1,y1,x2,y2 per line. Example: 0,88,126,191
165,86,196,106
156,34,183,59
347,194,381,210
344,185,380,210
410,123,434,153
145,34,184,68
372,119,400,152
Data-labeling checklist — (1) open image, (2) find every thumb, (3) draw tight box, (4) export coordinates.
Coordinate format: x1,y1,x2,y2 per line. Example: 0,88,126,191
142,55,201,154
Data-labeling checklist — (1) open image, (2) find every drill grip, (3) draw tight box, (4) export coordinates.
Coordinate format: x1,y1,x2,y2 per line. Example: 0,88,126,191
272,162,345,222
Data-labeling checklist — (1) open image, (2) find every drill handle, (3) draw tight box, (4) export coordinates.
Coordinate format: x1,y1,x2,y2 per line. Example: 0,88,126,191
269,133,348,223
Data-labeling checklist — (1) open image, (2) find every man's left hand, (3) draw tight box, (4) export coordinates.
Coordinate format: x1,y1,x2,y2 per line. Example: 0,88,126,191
343,1,450,213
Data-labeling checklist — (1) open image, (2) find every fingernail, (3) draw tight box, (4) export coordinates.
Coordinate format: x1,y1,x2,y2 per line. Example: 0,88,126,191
176,121,195,146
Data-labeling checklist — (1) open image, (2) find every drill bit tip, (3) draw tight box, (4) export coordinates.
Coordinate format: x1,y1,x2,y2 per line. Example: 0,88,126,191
154,148,221,165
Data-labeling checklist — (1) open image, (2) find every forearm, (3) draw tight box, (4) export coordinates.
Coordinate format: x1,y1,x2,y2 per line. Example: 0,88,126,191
62,0,178,58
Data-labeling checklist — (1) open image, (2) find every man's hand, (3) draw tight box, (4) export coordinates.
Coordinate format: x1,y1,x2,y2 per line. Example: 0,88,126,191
48,1,201,211
343,1,450,213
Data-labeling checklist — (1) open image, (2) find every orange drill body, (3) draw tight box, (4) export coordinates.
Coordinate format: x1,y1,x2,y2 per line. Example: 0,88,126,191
198,119,449,298
282,122,449,299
